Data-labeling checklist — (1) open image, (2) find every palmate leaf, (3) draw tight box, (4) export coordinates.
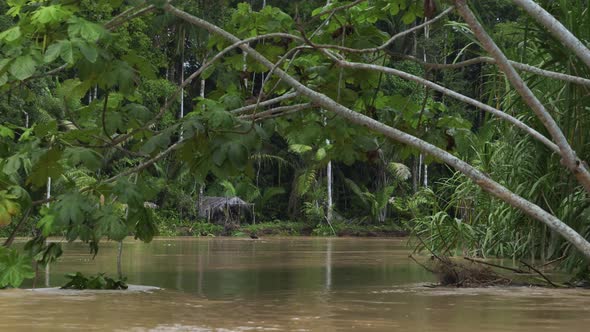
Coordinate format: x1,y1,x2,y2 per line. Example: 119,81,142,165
33,243,63,265
64,147,102,170
101,60,137,94
0,247,34,288
67,17,106,42
0,190,21,226
227,142,248,169
54,193,93,226
95,205,127,241
31,5,72,25
140,130,172,155
28,148,63,187
112,178,143,205
37,211,56,237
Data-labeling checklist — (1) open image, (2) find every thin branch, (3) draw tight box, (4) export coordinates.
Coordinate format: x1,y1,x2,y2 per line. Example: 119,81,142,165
101,93,111,139
3,207,32,248
239,103,312,121
513,0,590,69
538,254,566,268
106,32,303,148
231,92,300,114
105,137,187,183
409,254,436,273
313,6,454,54
104,2,149,29
105,5,157,30
463,256,526,274
252,46,311,113
335,59,559,153
313,0,367,19
520,260,559,288
164,3,590,261
454,0,590,195
394,54,590,88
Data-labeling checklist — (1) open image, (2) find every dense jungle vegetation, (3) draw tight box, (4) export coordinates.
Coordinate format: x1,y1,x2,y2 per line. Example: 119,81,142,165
1,0,590,288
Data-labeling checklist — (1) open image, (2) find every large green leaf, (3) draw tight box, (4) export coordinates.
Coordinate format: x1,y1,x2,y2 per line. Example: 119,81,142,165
96,205,127,241
55,193,93,226
9,55,36,80
0,125,15,139
32,5,72,25
67,17,106,42
0,27,21,42
64,147,102,170
130,207,157,243
44,42,63,63
28,148,63,187
0,247,34,288
76,41,98,63
140,131,171,155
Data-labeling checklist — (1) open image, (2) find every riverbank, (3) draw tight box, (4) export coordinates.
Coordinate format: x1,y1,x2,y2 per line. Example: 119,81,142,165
157,220,409,238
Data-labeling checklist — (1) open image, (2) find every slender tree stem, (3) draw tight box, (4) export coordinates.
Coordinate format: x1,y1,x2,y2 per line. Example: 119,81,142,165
3,208,32,248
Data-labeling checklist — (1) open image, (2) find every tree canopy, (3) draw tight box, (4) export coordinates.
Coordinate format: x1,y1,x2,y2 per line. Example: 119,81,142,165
1,0,590,287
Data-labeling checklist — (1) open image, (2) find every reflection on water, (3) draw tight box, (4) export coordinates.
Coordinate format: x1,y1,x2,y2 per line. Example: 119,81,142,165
1,237,590,331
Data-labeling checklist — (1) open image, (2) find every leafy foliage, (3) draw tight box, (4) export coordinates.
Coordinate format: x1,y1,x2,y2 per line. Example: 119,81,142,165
61,272,128,290
0,247,34,288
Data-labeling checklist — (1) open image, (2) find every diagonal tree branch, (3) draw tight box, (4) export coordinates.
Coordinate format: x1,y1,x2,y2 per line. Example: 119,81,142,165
239,103,312,121
334,59,559,153
105,32,303,147
232,92,300,115
163,3,590,260
512,0,590,69
312,6,454,54
393,53,590,88
454,0,590,195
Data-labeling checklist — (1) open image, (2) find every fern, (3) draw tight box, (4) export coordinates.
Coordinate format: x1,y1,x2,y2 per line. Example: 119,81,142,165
296,168,317,197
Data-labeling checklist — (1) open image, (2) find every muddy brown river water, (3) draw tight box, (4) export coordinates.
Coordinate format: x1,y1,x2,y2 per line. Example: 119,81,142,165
1,237,589,331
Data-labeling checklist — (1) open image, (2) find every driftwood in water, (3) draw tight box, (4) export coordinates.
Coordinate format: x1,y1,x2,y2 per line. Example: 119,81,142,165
411,255,565,288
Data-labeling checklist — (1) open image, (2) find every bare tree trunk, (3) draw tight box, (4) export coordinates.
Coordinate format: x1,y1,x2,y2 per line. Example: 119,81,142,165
164,4,590,260
179,29,185,140
117,241,123,279
422,16,430,188
46,177,51,208
198,78,206,211
412,157,418,193
326,158,333,222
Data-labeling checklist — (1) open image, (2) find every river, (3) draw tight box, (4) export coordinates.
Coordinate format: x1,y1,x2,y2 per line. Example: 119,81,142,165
1,237,589,331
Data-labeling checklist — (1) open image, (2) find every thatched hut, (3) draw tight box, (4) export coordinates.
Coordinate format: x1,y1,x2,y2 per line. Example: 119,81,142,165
198,196,255,224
